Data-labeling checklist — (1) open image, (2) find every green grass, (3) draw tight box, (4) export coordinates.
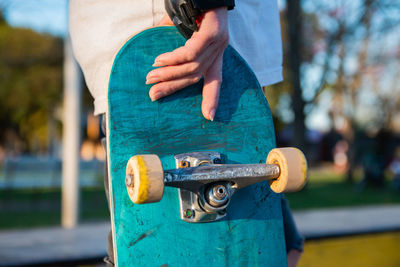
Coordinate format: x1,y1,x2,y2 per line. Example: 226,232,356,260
286,167,400,210
0,187,109,229
1,167,400,230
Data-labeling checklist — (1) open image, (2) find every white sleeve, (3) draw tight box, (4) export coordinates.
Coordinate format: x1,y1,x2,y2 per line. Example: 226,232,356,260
69,0,165,115
228,0,283,87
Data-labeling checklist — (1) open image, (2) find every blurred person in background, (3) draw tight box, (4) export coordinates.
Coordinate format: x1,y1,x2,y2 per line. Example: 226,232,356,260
389,147,400,190
69,0,303,266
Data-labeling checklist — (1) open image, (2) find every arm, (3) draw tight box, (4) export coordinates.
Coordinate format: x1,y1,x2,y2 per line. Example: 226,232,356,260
281,196,304,267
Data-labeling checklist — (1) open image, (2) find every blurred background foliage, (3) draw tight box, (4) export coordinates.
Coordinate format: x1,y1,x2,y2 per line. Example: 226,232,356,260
1,3,400,267
0,1,399,156
268,0,400,187
0,10,94,157
0,0,400,229
0,11,63,155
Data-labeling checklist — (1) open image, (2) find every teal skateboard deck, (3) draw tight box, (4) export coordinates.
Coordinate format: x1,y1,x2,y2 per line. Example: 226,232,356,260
107,26,288,266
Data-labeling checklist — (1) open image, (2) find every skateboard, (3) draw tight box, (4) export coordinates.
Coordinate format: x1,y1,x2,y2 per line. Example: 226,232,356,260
107,26,307,267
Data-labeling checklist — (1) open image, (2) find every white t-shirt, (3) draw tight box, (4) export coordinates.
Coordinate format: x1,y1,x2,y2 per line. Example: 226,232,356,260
69,0,282,115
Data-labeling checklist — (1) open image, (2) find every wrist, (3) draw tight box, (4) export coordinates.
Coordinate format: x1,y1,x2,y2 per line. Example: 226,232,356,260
192,0,235,10
164,0,232,39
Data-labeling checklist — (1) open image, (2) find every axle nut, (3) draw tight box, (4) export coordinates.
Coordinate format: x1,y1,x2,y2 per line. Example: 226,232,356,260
205,184,229,208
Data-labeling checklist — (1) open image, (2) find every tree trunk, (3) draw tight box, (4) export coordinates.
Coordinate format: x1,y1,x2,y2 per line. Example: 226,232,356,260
286,0,306,149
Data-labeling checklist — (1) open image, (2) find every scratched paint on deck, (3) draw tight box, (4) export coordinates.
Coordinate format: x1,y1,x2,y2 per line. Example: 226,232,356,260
108,27,287,267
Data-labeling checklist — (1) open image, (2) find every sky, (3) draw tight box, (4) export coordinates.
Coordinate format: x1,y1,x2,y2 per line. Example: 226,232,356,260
2,0,68,36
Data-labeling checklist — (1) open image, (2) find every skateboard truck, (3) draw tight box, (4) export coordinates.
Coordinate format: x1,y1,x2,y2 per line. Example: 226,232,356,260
126,148,307,223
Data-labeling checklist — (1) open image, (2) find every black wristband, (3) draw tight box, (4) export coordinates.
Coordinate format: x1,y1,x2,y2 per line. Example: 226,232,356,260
192,0,235,10
164,0,234,39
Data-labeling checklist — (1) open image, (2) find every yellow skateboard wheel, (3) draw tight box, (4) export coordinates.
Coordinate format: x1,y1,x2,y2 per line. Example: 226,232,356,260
126,155,164,204
266,148,307,193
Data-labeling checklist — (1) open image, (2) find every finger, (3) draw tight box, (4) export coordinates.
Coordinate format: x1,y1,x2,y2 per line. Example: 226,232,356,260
149,74,202,101
146,42,220,84
153,33,212,67
201,51,224,121
147,62,200,84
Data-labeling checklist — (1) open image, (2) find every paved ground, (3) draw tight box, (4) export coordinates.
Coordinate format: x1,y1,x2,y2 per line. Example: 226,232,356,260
0,222,108,266
294,204,400,239
1,205,400,266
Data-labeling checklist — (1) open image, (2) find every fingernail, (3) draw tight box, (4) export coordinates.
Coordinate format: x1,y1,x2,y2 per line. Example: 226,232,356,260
146,71,158,84
150,92,163,101
147,71,156,77
152,59,163,67
146,78,158,85
209,108,216,121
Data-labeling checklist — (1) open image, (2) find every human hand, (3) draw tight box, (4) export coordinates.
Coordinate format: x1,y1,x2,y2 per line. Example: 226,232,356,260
287,249,302,267
146,7,229,121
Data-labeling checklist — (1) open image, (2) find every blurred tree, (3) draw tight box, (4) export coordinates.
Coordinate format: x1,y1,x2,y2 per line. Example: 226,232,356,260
265,7,323,149
269,0,400,184
306,0,400,183
286,0,306,150
0,10,63,155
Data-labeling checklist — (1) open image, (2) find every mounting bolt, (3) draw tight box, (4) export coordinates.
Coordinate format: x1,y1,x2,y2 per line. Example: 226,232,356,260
213,158,222,164
184,209,195,218
179,160,190,168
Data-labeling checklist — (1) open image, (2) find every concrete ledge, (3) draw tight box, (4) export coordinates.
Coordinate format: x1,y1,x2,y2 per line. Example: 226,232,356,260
1,205,400,266
0,222,109,267
294,204,400,239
